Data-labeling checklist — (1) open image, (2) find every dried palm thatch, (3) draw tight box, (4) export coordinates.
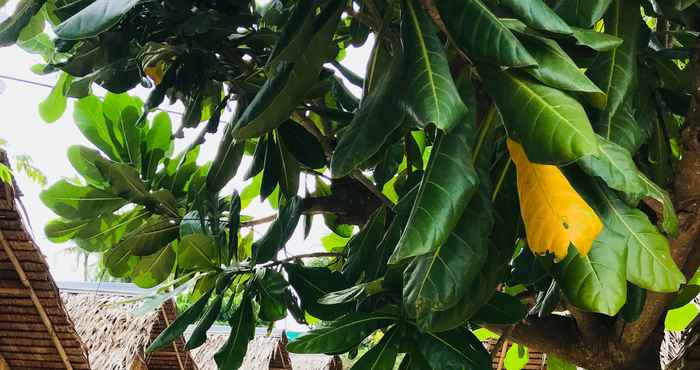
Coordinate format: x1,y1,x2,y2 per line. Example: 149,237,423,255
189,326,340,370
59,282,198,370
189,327,293,370
0,150,90,369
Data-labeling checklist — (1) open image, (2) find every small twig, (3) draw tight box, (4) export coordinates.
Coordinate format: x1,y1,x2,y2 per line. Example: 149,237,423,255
352,170,394,206
490,325,515,363
261,252,344,268
241,214,277,227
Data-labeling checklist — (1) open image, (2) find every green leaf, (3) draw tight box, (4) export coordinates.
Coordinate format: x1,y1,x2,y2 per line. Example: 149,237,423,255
287,312,396,354
277,138,300,198
265,0,315,71
390,117,478,263
436,0,536,67
141,112,172,181
186,293,224,350
402,193,490,320
54,0,140,40
0,0,47,46
670,285,700,310
499,0,572,34
147,287,213,352
331,48,406,177
620,283,646,322
400,0,468,131
95,160,148,202
415,328,491,370
255,270,288,322
45,210,145,251
231,1,343,139
588,0,640,134
285,263,351,320
504,343,529,370
547,355,577,370
510,246,547,285
480,68,597,163
252,196,302,262
578,136,678,236
133,245,175,288
343,208,387,282
471,292,527,325
277,120,326,169
73,95,122,161
214,296,256,369
553,241,627,315
593,181,684,292
67,145,108,187
207,122,245,193
350,327,401,370
111,215,179,257
177,233,219,270
517,34,604,98
571,27,623,51
665,301,699,332
39,73,70,123
40,179,125,219
553,0,612,28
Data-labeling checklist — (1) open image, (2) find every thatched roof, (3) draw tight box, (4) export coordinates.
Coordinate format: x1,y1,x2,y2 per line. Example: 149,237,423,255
0,151,90,369
58,282,198,370
189,326,341,370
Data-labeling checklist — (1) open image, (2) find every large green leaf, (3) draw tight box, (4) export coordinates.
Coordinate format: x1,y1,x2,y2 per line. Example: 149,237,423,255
186,293,224,350
177,233,219,270
54,0,140,39
343,207,387,282
133,245,175,288
331,47,406,177
265,0,315,71
214,296,256,369
553,240,627,315
147,287,213,352
252,196,302,262
400,0,468,131
39,73,70,123
231,1,343,139
207,121,245,193
480,68,597,163
390,117,478,263
471,292,527,325
504,344,529,370
40,180,126,219
110,215,179,257
0,0,47,46
517,34,604,99
593,181,684,292
402,193,490,320
277,120,326,169
571,27,623,51
67,145,109,187
499,0,572,34
285,263,351,320
287,312,396,354
45,210,146,250
141,112,172,181
578,136,678,236
588,0,640,137
553,0,612,28
255,269,288,322
350,327,401,370
277,138,300,198
415,328,491,370
436,0,536,67
73,95,122,161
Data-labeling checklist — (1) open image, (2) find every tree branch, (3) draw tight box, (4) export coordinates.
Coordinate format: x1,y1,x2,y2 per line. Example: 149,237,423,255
261,252,344,268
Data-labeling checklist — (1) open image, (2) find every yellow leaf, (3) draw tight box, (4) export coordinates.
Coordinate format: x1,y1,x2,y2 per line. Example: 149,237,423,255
507,139,603,260
144,62,165,85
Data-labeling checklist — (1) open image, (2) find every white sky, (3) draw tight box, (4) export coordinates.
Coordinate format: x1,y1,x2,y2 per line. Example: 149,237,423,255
0,27,373,286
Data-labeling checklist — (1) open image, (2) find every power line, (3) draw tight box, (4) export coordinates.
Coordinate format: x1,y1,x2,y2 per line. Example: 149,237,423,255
0,73,186,117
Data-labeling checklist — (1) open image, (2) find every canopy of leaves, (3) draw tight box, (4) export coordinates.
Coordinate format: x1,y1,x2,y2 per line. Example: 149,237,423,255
2,0,695,368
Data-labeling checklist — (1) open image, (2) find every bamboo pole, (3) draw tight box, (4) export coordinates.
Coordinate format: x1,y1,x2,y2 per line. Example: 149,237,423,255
160,304,186,370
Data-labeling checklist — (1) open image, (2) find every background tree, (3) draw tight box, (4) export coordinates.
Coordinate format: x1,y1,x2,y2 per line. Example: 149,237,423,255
1,0,700,369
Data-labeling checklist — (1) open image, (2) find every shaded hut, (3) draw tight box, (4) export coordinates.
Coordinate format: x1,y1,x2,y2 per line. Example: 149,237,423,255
0,151,90,369
58,281,198,370
189,326,341,370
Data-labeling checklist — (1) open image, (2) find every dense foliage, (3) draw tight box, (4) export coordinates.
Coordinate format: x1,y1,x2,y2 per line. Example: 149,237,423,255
2,0,700,368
